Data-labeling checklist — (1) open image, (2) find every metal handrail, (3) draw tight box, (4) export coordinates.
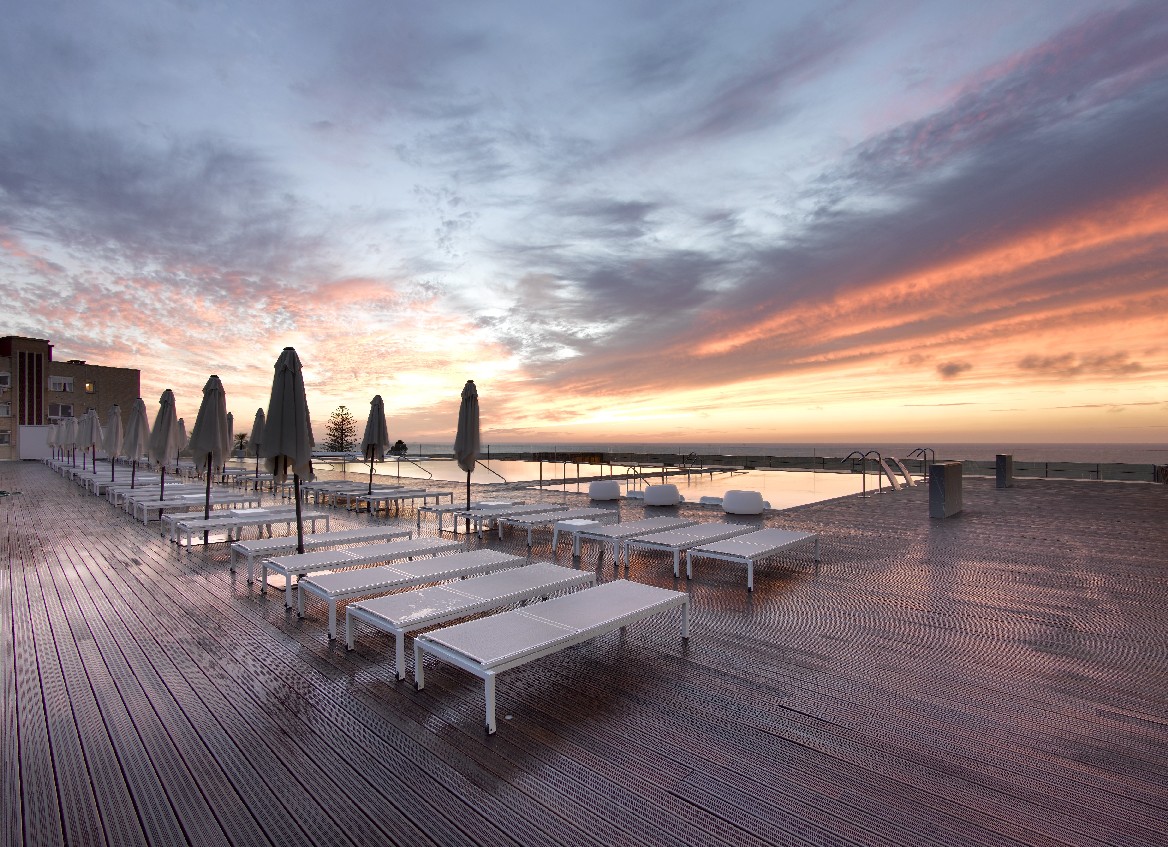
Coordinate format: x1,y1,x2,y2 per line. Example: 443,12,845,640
478,461,508,483
908,447,935,482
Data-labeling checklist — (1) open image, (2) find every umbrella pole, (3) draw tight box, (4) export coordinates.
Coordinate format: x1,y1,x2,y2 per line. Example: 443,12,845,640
367,445,374,497
465,471,471,534
203,452,212,546
293,472,305,554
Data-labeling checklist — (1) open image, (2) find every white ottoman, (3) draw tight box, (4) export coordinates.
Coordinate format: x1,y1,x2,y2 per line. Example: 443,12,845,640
588,480,622,500
722,489,768,515
643,484,682,506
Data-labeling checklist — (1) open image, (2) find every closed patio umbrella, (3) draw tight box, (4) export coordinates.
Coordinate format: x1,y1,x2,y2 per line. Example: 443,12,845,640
148,390,181,500
122,398,151,487
453,379,480,516
361,394,389,497
62,416,78,466
47,422,58,460
103,404,124,482
261,347,314,553
248,408,265,478
188,375,231,542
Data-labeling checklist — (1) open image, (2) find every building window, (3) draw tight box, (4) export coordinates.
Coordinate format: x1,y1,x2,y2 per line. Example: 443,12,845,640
0,430,9,446
0,402,10,417
84,381,96,393
48,403,73,420
50,376,74,392
0,372,10,389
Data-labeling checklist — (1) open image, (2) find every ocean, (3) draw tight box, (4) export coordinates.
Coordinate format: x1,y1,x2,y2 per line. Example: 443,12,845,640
405,442,1168,466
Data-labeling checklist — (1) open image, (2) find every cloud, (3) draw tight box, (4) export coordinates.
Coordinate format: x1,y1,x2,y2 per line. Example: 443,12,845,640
936,361,973,379
1017,352,1143,377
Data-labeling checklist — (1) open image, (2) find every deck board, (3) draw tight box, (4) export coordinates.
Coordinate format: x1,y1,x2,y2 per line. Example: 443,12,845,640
3,461,1167,846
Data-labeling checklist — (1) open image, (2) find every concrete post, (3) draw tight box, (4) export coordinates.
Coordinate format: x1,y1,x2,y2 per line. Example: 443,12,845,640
996,454,1014,489
929,462,963,518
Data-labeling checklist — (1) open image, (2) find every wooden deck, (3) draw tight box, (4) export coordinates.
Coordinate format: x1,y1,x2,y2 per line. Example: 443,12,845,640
2,461,1165,846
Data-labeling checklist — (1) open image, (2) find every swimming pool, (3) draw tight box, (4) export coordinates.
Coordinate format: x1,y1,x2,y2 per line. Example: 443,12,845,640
303,458,899,510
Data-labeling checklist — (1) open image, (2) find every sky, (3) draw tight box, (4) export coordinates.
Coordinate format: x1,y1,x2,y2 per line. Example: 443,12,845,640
2,0,1166,447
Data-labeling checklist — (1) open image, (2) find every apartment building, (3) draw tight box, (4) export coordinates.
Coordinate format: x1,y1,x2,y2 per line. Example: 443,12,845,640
0,335,141,460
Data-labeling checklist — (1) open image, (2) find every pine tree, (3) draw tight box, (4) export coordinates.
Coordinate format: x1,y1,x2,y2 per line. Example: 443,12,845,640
324,405,357,452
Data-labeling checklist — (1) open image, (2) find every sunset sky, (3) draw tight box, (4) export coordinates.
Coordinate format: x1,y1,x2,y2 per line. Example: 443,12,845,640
3,1,1166,446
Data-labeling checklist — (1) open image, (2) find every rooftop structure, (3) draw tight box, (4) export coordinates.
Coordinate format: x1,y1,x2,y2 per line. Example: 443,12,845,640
0,335,140,460
1,462,1164,845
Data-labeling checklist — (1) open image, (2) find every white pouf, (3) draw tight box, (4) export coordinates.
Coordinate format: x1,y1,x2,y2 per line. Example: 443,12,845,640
588,479,622,500
643,484,682,506
722,489,768,515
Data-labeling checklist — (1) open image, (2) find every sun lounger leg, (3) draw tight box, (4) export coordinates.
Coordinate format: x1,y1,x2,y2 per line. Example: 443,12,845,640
681,600,690,638
395,634,406,681
673,550,681,578
345,612,355,650
296,584,305,617
747,562,753,592
485,673,497,735
285,576,295,608
413,642,426,689
328,600,338,639
526,527,533,548
685,550,693,580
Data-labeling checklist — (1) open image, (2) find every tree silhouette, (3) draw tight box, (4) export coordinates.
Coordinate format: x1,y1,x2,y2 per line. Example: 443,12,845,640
324,405,357,452
390,439,408,455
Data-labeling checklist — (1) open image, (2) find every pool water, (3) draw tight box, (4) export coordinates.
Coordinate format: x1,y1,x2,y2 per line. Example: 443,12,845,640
302,458,905,511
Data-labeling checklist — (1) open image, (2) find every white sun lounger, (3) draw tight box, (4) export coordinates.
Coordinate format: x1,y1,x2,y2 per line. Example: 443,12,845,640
294,546,512,636
325,485,412,509
414,579,689,734
263,536,463,609
232,526,414,580
416,500,523,532
685,527,821,591
346,562,596,679
132,493,261,524
169,508,329,547
358,489,454,515
495,507,620,547
572,516,699,564
116,483,203,508
453,503,573,538
623,522,756,576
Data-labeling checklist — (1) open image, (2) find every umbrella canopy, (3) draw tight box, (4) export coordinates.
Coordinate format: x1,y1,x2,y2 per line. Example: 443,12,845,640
226,411,234,451
188,376,230,472
261,348,315,482
123,398,151,462
61,416,78,463
248,407,265,476
261,347,315,553
77,409,101,469
453,379,480,511
148,390,180,468
361,394,390,495
248,408,265,455
122,397,151,486
177,418,188,452
103,404,124,480
148,389,181,497
188,375,230,532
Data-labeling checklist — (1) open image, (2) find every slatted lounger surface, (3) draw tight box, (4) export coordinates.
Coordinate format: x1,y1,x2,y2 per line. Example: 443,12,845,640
294,545,509,636
233,526,414,581
169,508,329,547
572,516,699,564
264,536,463,610
623,522,756,576
685,527,821,590
347,562,596,679
495,507,620,547
414,579,690,734
116,483,203,508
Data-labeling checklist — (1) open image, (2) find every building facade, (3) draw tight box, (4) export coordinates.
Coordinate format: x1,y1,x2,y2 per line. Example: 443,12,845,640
0,335,141,460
